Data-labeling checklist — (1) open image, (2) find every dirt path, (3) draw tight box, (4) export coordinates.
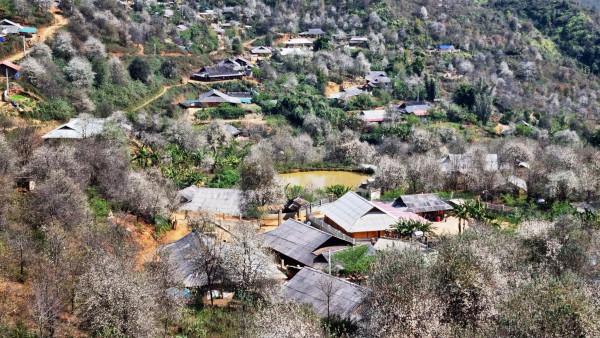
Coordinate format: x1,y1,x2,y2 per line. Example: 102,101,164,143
130,79,188,112
243,35,264,49
6,8,68,62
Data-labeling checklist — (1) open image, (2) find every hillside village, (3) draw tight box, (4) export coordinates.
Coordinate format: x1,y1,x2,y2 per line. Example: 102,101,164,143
1,0,600,337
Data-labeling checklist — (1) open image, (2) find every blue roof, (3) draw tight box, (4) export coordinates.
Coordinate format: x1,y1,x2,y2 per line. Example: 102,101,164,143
19,27,37,34
438,44,455,50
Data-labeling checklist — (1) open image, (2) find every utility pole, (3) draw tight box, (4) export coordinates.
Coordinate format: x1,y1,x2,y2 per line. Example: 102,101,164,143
328,249,331,275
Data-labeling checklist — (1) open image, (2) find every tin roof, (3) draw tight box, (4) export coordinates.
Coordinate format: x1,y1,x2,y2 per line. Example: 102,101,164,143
262,219,347,266
42,117,105,139
177,187,242,216
393,194,453,213
283,267,368,321
320,192,397,233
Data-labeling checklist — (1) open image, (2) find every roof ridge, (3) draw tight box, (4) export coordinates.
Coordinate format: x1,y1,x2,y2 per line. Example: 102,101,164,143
282,219,334,237
300,266,369,291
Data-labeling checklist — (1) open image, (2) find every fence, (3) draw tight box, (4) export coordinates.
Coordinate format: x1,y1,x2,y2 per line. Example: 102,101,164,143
481,202,514,214
307,214,356,245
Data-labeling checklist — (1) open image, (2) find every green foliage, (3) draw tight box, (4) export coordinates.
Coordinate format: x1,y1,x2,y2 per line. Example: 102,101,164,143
160,144,206,188
179,23,219,54
548,201,575,220
361,124,412,144
208,168,240,188
159,59,178,79
209,104,246,119
424,75,438,101
29,98,75,121
324,185,351,198
588,128,600,147
515,123,535,137
87,187,110,220
313,36,331,51
332,245,374,275
128,57,151,83
177,308,240,338
261,84,349,129
496,0,600,74
395,219,433,236
346,94,375,110
453,83,476,109
284,184,316,202
154,215,171,236
132,144,159,168
0,322,38,338
381,188,405,201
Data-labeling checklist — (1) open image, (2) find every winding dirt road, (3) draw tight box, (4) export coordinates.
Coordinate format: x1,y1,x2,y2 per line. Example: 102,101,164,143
6,7,69,62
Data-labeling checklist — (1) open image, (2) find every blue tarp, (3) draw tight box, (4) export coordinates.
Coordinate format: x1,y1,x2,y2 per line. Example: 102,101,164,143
19,27,37,34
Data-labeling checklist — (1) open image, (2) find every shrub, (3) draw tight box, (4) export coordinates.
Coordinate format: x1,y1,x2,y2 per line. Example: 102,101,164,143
128,57,151,83
29,98,75,121
210,104,246,119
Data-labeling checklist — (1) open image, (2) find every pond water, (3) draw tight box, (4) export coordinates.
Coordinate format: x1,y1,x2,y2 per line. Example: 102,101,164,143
277,170,370,189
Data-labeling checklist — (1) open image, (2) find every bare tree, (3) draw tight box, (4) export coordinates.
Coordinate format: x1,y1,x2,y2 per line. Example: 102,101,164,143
76,254,159,337
250,302,324,338
192,232,226,306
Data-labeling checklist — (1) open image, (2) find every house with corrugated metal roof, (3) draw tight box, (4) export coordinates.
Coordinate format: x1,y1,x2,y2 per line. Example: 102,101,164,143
177,187,243,219
392,194,453,222
299,28,325,37
440,153,499,174
159,231,286,288
262,219,351,269
359,109,387,124
42,117,107,140
282,267,368,321
180,89,251,108
365,71,391,89
320,191,419,239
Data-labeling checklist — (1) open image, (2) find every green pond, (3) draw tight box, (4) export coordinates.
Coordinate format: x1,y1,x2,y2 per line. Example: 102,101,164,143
277,170,370,189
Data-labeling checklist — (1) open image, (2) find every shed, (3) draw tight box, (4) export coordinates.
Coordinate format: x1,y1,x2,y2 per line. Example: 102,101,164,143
282,267,368,321
262,219,351,267
0,60,20,79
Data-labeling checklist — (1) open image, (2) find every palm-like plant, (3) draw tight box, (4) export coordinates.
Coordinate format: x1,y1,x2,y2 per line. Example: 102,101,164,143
395,219,434,237
132,144,159,168
453,203,469,235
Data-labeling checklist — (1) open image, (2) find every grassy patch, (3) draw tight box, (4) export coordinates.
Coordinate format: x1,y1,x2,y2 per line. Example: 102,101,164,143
332,245,374,276
87,187,110,220
177,307,241,338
